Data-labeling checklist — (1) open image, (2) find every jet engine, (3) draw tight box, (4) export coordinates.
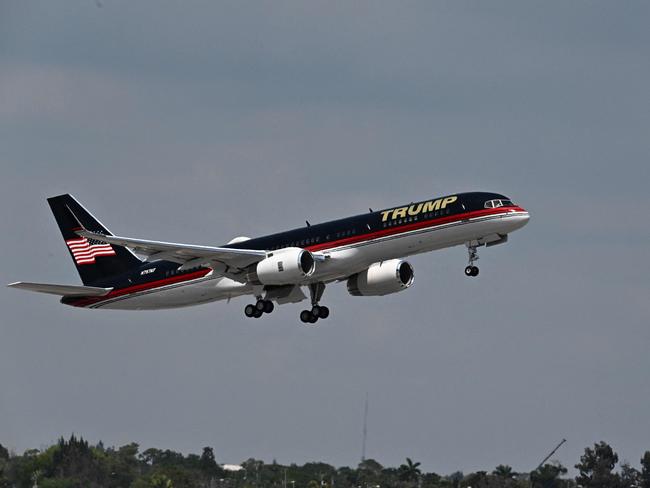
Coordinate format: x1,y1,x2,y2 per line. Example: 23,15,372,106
247,247,315,285
347,259,414,297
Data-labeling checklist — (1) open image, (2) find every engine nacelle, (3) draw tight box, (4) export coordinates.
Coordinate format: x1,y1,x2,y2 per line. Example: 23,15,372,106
247,247,315,285
347,259,414,297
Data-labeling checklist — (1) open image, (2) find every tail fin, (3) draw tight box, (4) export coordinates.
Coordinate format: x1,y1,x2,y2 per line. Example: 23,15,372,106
47,194,142,285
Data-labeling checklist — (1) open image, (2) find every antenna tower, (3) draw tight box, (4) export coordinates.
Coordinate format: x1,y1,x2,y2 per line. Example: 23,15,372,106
361,393,368,462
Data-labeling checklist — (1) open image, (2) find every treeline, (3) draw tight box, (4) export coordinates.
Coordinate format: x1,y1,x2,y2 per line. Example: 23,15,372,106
1,436,649,488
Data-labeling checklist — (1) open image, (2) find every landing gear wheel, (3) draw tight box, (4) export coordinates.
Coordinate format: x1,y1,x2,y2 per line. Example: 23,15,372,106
253,308,263,318
318,306,330,319
263,300,274,314
255,299,265,311
306,283,329,323
464,265,479,277
244,304,256,318
300,310,318,324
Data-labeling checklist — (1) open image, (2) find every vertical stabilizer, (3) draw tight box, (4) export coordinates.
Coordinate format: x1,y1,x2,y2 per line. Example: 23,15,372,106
47,194,142,285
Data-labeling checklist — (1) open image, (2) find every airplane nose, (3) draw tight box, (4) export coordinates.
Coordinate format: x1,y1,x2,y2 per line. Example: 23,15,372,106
506,207,530,231
518,209,531,227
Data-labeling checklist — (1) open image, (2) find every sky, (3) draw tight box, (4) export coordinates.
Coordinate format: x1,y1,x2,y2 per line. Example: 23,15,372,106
1,0,649,477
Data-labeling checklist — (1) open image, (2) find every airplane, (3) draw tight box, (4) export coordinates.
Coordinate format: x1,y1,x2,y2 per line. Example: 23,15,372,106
8,192,529,324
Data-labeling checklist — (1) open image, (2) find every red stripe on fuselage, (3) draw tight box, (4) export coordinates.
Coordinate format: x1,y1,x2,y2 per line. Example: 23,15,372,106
304,206,524,252
67,268,211,307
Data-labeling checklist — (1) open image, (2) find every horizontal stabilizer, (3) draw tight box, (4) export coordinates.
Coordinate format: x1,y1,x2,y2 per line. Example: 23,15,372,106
7,282,113,297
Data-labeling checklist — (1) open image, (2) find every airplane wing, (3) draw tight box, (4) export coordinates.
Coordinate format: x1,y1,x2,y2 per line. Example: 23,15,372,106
77,230,268,272
8,282,113,297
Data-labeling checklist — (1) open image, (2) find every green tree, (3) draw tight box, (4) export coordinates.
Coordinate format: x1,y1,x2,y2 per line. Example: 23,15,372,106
0,445,8,488
530,462,568,488
619,462,640,488
49,434,105,486
150,473,174,488
461,470,487,488
337,466,358,487
358,458,384,486
198,447,216,473
140,448,163,466
641,452,650,488
104,443,141,488
421,471,442,488
0,461,8,488
447,471,464,488
197,446,224,484
575,442,620,488
39,479,78,488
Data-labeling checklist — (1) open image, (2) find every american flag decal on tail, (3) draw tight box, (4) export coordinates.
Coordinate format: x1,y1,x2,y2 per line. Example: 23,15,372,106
65,236,116,265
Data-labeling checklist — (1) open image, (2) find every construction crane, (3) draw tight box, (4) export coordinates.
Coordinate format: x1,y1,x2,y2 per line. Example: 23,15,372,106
530,438,567,487
536,438,567,471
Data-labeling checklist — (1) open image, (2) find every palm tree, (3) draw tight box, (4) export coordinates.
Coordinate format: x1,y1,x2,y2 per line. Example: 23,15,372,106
493,464,515,478
398,458,422,483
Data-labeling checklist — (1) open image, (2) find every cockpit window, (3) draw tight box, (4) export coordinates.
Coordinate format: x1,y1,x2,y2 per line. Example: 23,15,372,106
484,199,514,208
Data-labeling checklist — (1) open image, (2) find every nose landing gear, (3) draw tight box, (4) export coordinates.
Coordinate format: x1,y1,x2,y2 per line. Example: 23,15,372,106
465,242,480,277
300,282,330,325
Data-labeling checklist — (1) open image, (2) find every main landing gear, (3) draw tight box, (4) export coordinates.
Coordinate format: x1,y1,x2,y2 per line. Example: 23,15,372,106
300,282,330,325
244,297,274,318
464,242,480,277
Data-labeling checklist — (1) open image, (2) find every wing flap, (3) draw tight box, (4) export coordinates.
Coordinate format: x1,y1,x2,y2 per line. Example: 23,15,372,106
8,282,113,297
